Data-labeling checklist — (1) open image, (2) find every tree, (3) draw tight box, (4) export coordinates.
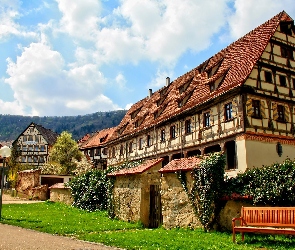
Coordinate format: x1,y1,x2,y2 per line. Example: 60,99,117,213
42,131,82,175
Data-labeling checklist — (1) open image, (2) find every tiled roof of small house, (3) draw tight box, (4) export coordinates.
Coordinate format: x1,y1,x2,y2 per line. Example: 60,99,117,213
77,133,92,146
107,158,163,176
159,157,202,173
109,11,292,141
80,127,116,149
49,183,69,189
34,123,59,145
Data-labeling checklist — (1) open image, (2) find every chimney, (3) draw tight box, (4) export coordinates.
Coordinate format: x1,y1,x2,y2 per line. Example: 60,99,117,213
166,77,170,86
149,89,153,97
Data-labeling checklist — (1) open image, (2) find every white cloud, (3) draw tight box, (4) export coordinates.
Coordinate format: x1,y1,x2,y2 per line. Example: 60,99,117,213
4,42,119,116
125,103,133,110
0,99,26,115
148,69,174,89
94,0,230,65
115,73,127,88
228,0,295,39
56,0,102,41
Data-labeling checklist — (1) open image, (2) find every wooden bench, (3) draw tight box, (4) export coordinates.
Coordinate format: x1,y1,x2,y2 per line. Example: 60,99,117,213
232,206,295,243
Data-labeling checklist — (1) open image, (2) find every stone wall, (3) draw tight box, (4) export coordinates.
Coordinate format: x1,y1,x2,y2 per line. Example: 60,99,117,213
50,183,73,205
16,169,49,200
113,175,142,222
217,200,254,231
160,171,200,229
112,162,162,227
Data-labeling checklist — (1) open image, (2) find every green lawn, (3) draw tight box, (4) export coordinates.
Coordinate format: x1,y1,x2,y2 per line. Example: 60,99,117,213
2,202,295,250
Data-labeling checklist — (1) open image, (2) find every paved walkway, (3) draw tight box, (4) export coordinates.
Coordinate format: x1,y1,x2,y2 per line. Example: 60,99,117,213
1,194,122,250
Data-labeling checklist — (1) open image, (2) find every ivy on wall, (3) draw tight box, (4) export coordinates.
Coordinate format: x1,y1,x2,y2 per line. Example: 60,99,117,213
177,152,226,232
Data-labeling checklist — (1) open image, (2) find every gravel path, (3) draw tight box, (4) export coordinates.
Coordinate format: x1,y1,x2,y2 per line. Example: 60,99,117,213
0,224,121,250
1,194,122,250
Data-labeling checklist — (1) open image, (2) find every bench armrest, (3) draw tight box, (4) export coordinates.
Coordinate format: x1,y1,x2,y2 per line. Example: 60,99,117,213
232,217,242,227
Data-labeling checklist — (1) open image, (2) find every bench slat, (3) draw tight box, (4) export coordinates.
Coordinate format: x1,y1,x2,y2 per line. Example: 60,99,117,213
232,206,295,243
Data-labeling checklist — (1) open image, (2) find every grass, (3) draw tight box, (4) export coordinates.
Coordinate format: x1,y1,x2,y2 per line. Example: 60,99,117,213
2,202,295,250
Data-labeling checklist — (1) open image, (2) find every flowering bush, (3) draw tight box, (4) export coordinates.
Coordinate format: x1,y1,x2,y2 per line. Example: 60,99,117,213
224,158,295,206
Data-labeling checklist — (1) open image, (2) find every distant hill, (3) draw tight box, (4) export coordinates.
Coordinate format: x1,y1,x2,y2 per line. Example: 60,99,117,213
0,110,126,142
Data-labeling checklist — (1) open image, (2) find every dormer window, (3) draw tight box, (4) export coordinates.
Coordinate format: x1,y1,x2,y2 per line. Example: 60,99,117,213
130,107,142,119
209,83,215,92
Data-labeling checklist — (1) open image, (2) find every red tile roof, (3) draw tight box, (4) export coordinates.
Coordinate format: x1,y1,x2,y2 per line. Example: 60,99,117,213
49,183,69,189
107,158,163,176
109,11,292,141
159,157,202,173
80,127,116,149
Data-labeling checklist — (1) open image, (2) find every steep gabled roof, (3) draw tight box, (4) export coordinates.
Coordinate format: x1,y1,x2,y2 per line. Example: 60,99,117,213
159,157,202,173
13,122,58,146
34,123,59,145
80,127,116,149
109,11,291,141
107,158,163,176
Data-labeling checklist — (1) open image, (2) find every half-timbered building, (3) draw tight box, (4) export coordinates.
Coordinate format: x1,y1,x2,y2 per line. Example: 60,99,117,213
79,127,116,170
106,11,295,175
13,122,58,166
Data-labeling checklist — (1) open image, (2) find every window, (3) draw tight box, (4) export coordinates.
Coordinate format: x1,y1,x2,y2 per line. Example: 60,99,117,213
34,156,38,163
120,145,124,155
39,156,45,163
28,145,33,151
281,46,294,60
112,147,115,157
28,135,33,141
292,78,295,89
185,119,192,134
252,100,261,118
139,138,143,150
264,71,272,83
280,23,293,36
224,103,233,121
277,105,285,122
204,112,210,127
103,148,107,155
34,145,39,151
160,129,165,142
22,145,27,151
22,156,26,163
90,149,94,157
28,156,33,163
95,148,100,156
279,75,287,87
129,142,133,153
170,125,176,139
147,135,152,147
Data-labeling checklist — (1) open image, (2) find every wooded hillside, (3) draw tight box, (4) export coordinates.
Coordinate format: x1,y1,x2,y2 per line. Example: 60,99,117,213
0,110,126,142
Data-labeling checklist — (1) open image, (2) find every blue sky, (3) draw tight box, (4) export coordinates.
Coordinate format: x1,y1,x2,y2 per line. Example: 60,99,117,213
0,0,294,116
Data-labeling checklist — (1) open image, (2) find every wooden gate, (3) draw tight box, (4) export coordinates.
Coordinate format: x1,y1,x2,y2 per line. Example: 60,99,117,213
149,185,162,228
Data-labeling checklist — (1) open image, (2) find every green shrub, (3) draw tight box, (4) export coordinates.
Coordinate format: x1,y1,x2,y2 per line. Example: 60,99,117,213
68,170,108,211
224,158,295,206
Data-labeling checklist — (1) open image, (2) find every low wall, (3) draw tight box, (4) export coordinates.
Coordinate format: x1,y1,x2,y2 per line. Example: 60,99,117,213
161,172,200,229
113,175,142,222
49,183,73,205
